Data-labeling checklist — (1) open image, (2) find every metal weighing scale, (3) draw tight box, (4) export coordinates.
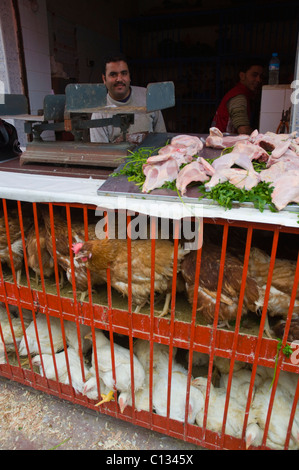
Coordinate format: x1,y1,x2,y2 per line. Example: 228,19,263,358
0,81,175,168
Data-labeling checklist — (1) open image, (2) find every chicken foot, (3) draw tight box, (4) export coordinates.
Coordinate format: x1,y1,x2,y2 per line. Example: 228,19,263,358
157,293,172,318
95,390,115,406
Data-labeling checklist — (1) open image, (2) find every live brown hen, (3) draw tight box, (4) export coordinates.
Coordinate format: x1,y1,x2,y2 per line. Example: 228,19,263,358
42,207,103,297
246,247,299,333
0,206,31,284
26,222,54,285
272,318,299,342
73,238,188,316
180,242,260,326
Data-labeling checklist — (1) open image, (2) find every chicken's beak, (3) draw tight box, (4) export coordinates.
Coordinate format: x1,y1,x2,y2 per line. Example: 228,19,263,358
84,332,93,341
118,396,127,413
245,434,253,450
188,403,193,421
73,251,89,262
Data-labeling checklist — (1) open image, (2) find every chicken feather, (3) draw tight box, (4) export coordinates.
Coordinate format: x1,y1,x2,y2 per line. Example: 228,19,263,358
18,314,65,356
246,377,299,450
181,243,260,326
0,207,31,284
247,247,299,319
26,223,54,285
73,238,188,316
42,207,103,297
85,329,145,412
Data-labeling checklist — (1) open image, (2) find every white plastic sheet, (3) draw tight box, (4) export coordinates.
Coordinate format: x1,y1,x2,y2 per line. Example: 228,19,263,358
0,171,298,228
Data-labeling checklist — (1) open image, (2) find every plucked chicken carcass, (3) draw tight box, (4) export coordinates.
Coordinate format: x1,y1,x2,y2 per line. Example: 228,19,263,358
0,207,31,284
205,167,260,191
205,127,250,149
142,158,179,193
73,238,188,317
211,141,268,173
141,134,203,193
176,158,214,195
42,207,103,298
0,304,32,357
18,314,65,356
246,377,299,450
246,247,299,333
84,329,145,412
180,243,260,327
269,170,299,210
26,223,54,285
32,347,89,395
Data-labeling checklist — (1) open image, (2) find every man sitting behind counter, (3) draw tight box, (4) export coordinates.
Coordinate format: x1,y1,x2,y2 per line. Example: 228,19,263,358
90,53,166,143
212,59,264,135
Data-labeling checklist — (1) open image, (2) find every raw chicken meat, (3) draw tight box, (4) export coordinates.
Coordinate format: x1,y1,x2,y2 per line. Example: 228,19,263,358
170,134,203,156
142,158,179,193
176,158,214,195
205,168,260,191
205,127,249,149
212,142,267,173
147,145,193,167
270,170,299,210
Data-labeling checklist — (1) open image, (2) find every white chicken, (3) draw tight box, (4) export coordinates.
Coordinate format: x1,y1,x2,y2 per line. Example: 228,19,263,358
134,338,177,372
246,377,299,450
192,376,248,438
18,314,65,356
127,338,178,413
152,360,204,424
0,337,5,364
82,374,112,402
219,368,259,408
84,329,145,412
32,347,89,394
0,304,32,354
63,320,91,355
134,338,204,422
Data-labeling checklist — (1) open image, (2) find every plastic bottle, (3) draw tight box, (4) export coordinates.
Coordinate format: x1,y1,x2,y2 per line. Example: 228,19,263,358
268,53,280,85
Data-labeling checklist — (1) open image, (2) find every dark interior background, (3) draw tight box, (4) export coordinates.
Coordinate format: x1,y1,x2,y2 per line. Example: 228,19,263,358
46,0,299,134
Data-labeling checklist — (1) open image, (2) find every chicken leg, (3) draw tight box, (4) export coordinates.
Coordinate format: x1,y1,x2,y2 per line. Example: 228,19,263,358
95,390,115,406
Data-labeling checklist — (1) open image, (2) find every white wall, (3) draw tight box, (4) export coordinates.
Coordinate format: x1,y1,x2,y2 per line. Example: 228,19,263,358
18,0,54,140
0,0,26,145
0,0,53,144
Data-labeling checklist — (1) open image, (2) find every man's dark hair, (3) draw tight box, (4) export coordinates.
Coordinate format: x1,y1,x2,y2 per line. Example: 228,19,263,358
239,57,265,74
101,52,129,76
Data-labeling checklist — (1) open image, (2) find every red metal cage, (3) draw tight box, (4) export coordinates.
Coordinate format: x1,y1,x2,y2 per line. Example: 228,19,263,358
0,197,298,450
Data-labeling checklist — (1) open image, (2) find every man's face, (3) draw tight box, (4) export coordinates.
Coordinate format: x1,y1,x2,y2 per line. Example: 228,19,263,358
240,65,264,93
102,60,131,101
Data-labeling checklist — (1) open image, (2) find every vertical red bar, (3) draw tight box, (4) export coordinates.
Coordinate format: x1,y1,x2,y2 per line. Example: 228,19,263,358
126,212,136,420
105,210,118,412
202,222,229,441
220,226,254,448
183,217,202,439
241,228,280,449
